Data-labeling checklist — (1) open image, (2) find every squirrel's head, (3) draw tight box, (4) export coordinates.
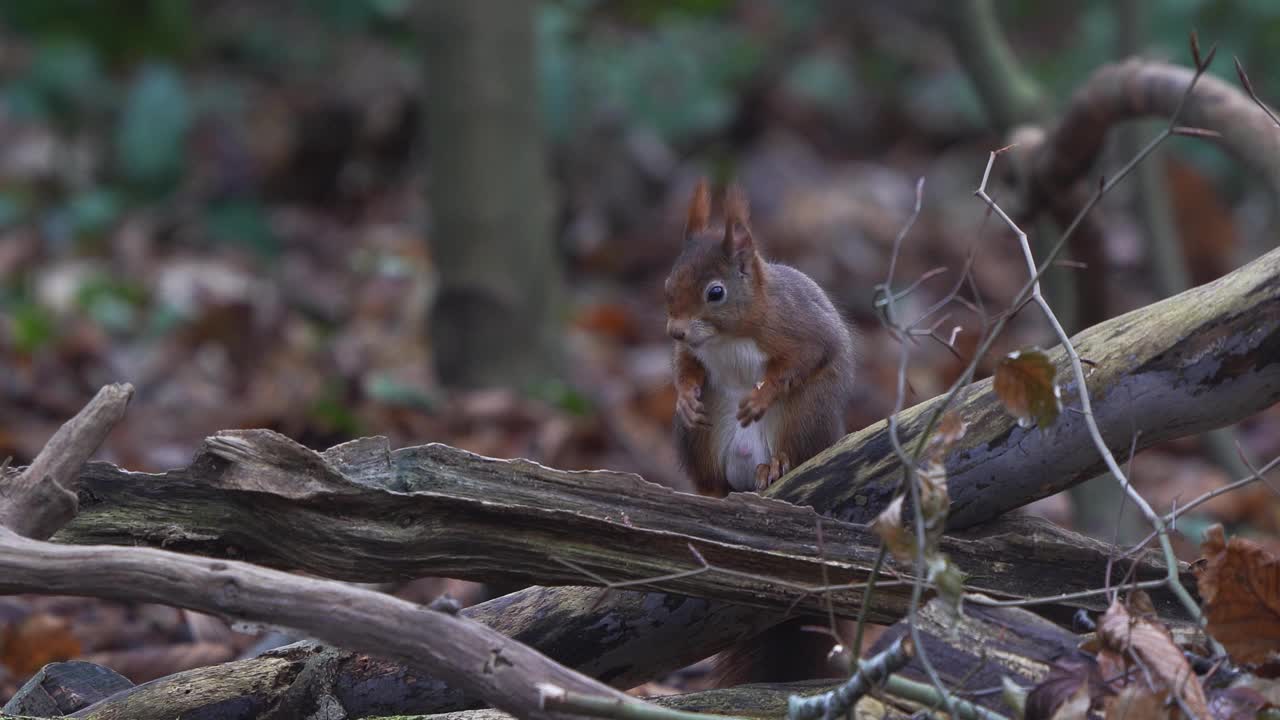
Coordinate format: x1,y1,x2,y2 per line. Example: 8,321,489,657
664,179,764,347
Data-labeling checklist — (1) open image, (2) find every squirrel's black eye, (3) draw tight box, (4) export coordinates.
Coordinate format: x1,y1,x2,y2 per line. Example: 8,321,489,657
706,284,726,303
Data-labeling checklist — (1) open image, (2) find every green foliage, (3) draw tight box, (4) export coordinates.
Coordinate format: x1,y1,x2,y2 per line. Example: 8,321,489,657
593,20,762,142
528,377,593,417
783,49,858,116
365,374,440,411
0,193,31,231
203,201,280,259
309,383,365,438
5,39,106,123
0,0,196,64
115,63,191,191
8,300,56,354
539,4,763,146
63,189,123,240
76,276,148,335
598,0,735,24
538,3,581,144
305,0,412,30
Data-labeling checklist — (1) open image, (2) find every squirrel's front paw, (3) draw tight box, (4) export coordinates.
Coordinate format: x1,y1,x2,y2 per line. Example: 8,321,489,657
676,386,709,428
737,384,775,426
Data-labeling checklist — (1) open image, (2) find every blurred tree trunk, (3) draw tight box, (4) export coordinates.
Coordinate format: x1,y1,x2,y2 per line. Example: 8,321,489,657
420,1,562,389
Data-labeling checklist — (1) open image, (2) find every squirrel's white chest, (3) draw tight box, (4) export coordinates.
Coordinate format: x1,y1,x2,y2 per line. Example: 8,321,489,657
693,337,781,491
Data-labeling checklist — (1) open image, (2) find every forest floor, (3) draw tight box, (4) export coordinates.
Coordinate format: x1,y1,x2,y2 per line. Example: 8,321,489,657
2,1,1280,703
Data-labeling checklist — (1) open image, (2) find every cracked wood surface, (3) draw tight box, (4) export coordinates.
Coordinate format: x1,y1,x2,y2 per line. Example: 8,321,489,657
56,431,1179,622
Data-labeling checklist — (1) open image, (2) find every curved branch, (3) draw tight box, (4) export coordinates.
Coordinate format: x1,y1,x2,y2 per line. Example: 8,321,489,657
0,528,634,720
1033,59,1280,206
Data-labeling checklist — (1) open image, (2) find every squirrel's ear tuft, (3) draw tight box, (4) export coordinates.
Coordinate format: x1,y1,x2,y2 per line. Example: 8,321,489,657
722,184,754,258
685,178,711,236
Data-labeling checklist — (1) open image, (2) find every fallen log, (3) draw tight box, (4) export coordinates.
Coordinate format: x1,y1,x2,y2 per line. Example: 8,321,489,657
55,432,1182,622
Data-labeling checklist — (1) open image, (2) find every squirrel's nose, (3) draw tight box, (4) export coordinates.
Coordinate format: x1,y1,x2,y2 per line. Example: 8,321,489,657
667,319,689,341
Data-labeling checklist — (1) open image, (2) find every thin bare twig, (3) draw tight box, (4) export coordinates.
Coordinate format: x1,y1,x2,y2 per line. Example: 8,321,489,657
907,40,1217,466
881,674,1010,720
553,545,916,619
1105,432,1142,602
976,142,1215,643
1121,453,1280,558
850,544,888,663
1233,57,1280,129
966,579,1166,608
876,176,965,718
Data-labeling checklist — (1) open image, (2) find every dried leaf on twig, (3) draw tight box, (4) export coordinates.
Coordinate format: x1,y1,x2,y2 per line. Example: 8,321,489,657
871,496,914,564
994,348,1061,429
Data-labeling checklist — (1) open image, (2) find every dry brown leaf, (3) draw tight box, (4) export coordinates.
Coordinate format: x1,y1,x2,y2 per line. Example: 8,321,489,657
0,612,82,676
572,303,642,344
1026,653,1110,720
924,411,967,465
994,348,1061,429
1195,524,1280,665
1047,684,1093,720
1127,589,1158,618
871,496,914,564
1098,600,1210,719
1103,685,1173,719
1207,686,1270,720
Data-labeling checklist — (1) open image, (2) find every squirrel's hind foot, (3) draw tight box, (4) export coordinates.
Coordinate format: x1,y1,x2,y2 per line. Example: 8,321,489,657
753,452,791,491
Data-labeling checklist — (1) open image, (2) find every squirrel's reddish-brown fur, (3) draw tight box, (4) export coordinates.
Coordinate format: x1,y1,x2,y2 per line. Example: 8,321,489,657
665,179,855,496
664,179,857,683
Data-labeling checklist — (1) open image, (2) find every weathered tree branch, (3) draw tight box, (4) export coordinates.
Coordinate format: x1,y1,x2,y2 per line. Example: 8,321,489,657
774,241,1280,528
1033,59,1280,206
0,383,131,540
36,599,1071,720
0,526,646,720
52,432,1180,622
1008,59,1280,331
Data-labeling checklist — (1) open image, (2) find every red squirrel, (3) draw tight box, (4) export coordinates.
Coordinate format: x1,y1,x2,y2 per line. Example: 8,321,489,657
665,179,856,683
666,179,855,496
